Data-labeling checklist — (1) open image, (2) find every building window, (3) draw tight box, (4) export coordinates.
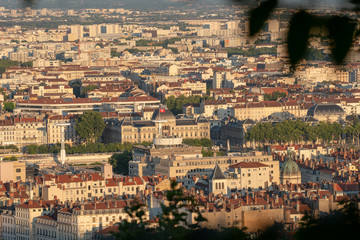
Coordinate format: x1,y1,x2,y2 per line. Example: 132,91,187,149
16,168,21,173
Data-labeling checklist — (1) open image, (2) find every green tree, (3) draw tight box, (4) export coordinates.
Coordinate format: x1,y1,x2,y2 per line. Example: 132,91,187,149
75,111,105,143
3,102,15,112
124,48,146,54
164,95,202,115
0,144,19,152
3,156,18,161
263,91,287,101
201,148,213,157
27,144,38,154
183,138,212,148
20,61,33,68
80,85,98,97
136,39,153,46
69,81,81,98
0,59,33,74
111,50,121,58
109,150,132,175
167,47,179,54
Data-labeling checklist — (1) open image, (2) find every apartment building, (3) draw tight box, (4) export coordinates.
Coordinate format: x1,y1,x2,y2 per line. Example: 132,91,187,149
0,117,46,147
157,80,207,99
46,115,78,145
0,161,26,182
155,151,279,185
1,200,148,240
15,96,160,115
233,101,284,121
1,200,55,240
47,201,148,240
130,144,203,177
39,172,146,203
227,162,271,190
30,85,74,99
200,100,228,118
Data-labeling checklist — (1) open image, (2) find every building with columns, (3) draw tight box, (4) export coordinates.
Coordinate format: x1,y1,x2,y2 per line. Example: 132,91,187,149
104,108,210,144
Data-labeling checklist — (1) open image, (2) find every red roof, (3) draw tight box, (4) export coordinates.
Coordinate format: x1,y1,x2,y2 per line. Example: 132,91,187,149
229,162,269,169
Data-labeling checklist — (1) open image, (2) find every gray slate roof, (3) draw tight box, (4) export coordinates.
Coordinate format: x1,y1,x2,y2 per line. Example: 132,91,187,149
210,164,227,180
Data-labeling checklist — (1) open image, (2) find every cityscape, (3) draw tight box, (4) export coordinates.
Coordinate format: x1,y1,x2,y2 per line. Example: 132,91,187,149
0,0,359,239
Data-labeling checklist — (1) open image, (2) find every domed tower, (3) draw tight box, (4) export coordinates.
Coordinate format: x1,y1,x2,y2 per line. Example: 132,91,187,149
280,151,301,184
151,107,182,146
151,107,176,138
151,108,176,123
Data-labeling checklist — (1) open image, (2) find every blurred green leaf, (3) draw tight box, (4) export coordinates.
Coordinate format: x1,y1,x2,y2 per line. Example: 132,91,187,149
249,0,278,36
327,16,356,64
350,0,360,5
287,10,315,67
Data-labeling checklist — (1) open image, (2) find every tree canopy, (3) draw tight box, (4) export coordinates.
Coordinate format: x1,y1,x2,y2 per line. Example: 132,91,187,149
263,91,286,101
80,85,98,97
246,120,345,146
164,95,203,115
3,102,15,112
75,111,105,144
26,142,135,155
109,151,133,175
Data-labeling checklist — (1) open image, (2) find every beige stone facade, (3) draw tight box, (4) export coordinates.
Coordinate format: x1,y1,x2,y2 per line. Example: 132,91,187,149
130,144,203,176
0,161,26,182
233,102,283,121
46,115,78,145
196,205,284,232
54,201,148,240
227,162,271,190
0,117,46,147
30,85,74,99
39,173,146,203
155,151,280,184
105,109,210,144
1,201,50,240
1,200,148,240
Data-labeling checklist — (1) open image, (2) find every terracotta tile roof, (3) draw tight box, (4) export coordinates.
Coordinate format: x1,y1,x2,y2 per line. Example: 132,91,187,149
229,162,269,169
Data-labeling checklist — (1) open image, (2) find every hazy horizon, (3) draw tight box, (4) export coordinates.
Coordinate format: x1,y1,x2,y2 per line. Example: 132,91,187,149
0,0,353,10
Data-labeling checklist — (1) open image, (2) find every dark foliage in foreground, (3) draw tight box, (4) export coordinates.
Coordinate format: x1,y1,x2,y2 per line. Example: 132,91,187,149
112,181,360,240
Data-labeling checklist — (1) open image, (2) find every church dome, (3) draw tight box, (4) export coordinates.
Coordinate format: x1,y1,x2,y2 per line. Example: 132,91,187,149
151,108,175,121
281,158,300,176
